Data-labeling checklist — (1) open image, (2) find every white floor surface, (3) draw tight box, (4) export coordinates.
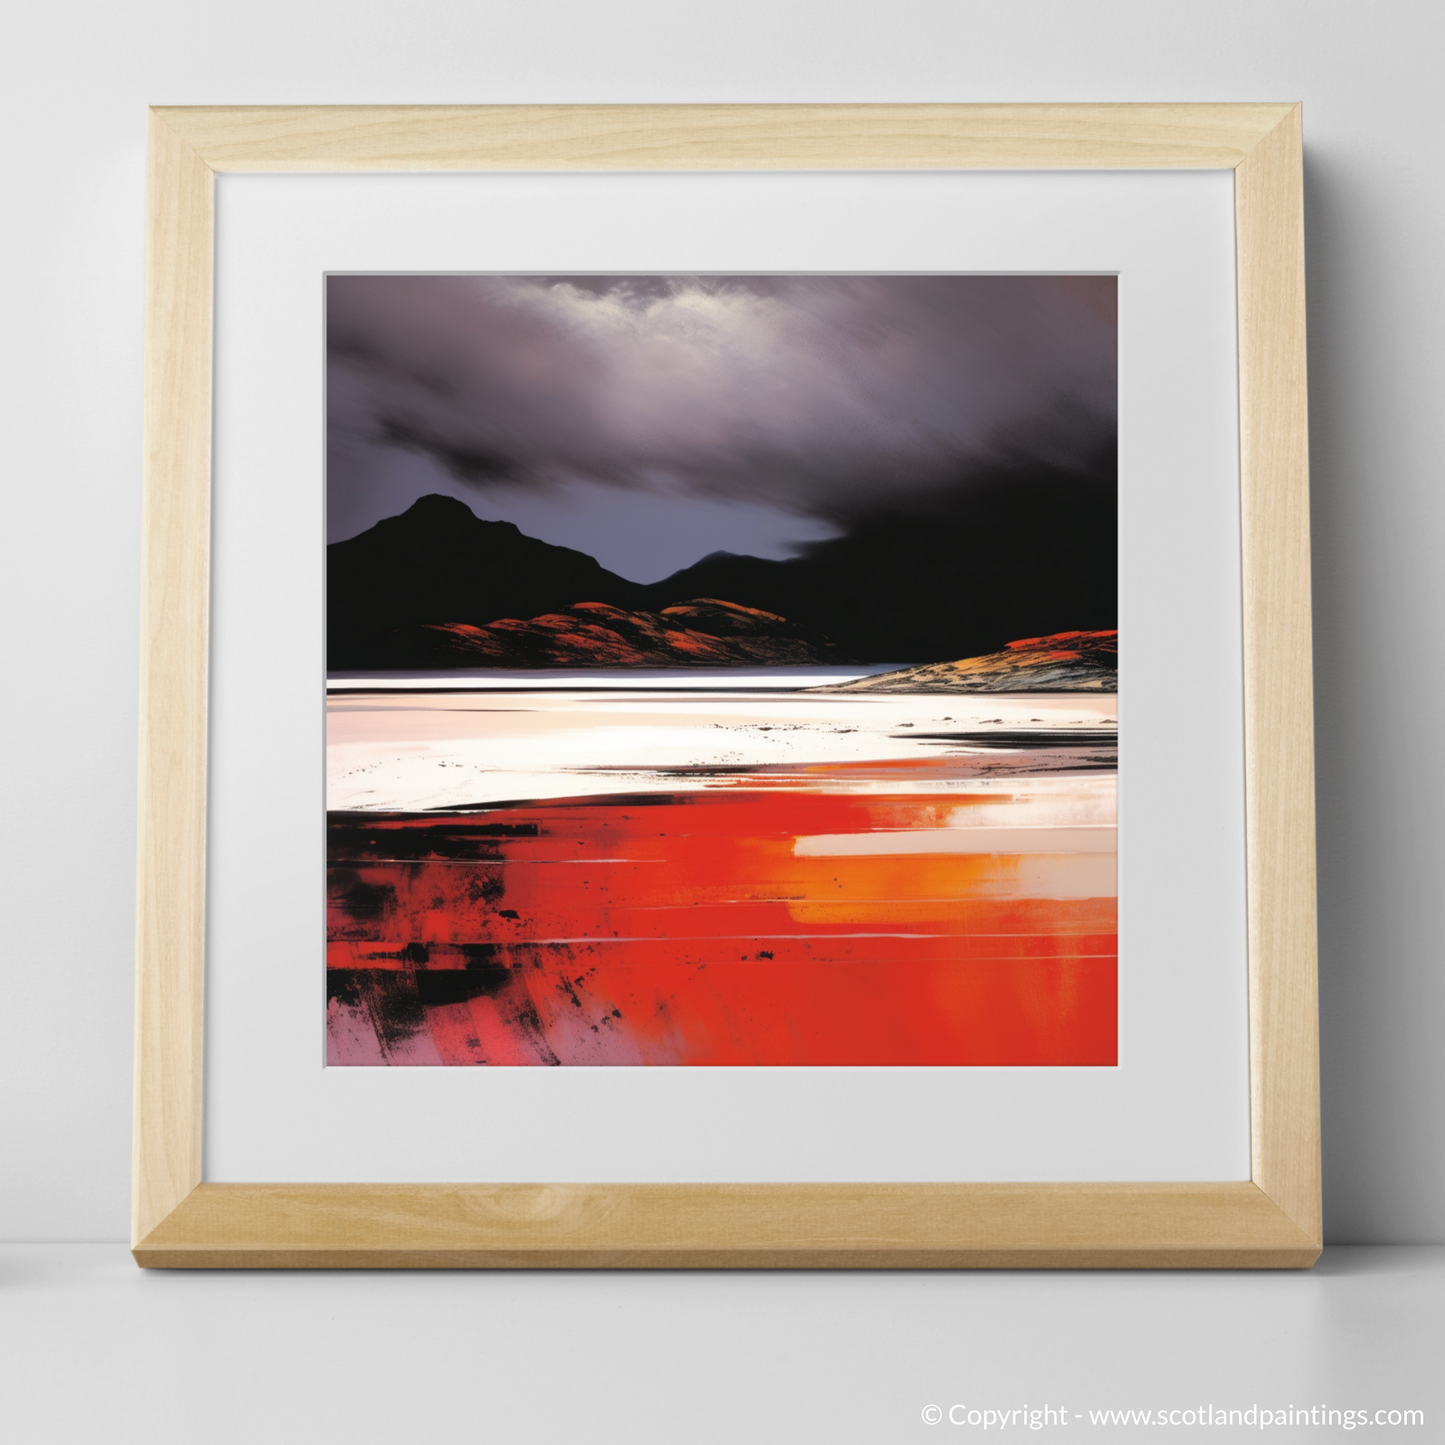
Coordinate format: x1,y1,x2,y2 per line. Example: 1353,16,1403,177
1,1245,1440,1442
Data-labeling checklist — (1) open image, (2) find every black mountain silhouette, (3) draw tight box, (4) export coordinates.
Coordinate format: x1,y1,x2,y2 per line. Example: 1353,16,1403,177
328,469,1116,670
328,495,647,668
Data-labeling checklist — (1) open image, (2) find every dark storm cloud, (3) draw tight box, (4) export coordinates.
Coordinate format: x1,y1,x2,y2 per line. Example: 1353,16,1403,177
327,273,1116,527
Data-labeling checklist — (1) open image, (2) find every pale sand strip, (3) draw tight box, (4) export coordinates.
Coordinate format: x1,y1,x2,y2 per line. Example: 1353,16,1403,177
794,825,1117,856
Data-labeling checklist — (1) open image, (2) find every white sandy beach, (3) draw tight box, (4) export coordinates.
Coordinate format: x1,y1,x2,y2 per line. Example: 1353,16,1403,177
326,679,1116,814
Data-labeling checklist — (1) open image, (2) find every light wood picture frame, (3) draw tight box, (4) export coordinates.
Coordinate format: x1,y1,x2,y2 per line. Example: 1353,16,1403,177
134,103,1319,1268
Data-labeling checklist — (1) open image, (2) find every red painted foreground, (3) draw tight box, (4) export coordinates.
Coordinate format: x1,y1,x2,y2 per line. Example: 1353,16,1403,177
326,789,1117,1066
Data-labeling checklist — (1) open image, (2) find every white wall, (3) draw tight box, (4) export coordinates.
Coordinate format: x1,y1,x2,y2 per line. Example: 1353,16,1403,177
2,0,1440,1243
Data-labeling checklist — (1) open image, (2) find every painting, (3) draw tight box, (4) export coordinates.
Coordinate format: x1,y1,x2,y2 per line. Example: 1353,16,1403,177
324,274,1117,1067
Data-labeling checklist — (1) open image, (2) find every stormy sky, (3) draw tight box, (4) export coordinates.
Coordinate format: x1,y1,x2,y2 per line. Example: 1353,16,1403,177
327,274,1116,582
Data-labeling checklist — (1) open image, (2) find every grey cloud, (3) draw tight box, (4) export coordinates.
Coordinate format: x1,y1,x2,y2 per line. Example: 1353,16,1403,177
327,273,1116,529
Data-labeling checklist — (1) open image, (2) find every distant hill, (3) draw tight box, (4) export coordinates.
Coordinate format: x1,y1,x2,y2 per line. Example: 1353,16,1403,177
328,480,1116,669
374,599,846,669
813,630,1117,693
635,469,1116,665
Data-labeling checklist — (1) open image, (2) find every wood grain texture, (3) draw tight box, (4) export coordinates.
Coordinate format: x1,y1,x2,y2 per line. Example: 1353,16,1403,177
133,113,214,1247
155,103,1297,173
1234,106,1322,1243
135,1182,1320,1268
134,102,1320,1267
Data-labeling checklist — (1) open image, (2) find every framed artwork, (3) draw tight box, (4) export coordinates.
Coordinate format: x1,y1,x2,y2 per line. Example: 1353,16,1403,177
324,270,1119,1070
134,104,1319,1267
